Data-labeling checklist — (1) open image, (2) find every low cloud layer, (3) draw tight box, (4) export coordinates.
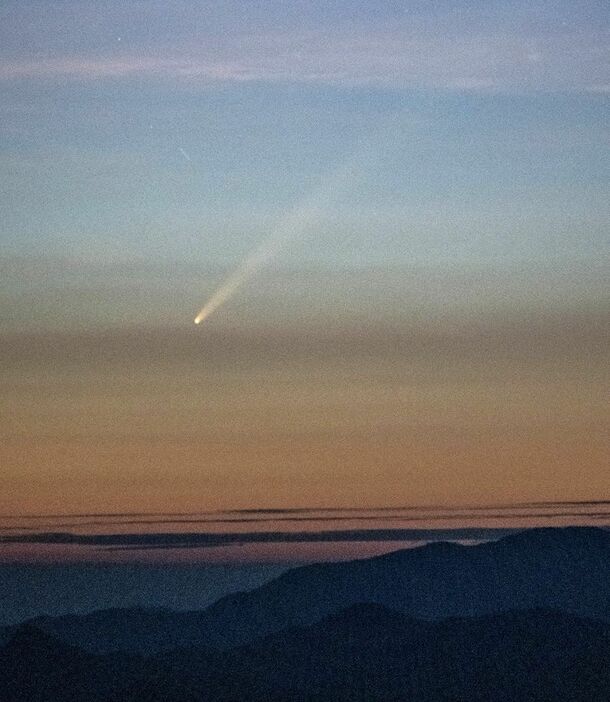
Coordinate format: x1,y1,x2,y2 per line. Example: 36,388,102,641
0,527,517,550
3,504,609,530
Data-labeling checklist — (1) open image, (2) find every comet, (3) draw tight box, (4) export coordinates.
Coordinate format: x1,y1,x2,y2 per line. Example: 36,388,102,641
193,157,362,326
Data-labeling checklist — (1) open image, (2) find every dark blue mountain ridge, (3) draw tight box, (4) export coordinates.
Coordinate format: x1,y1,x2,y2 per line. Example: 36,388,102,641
1,605,609,702
0,625,128,702
170,525,610,649
2,526,608,654
209,604,610,702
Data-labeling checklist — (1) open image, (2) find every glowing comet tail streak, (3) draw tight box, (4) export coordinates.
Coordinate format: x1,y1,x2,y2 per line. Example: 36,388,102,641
194,161,358,325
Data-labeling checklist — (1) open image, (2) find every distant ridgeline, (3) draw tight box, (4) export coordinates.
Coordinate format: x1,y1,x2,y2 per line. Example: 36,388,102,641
1,527,609,701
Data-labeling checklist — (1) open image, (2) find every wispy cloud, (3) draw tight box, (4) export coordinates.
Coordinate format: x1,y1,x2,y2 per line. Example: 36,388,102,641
0,25,607,93
4,500,609,520
3,503,609,530
6,512,606,530
0,527,517,550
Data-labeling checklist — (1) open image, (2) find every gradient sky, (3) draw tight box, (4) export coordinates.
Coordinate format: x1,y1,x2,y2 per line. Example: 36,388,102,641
0,1,608,556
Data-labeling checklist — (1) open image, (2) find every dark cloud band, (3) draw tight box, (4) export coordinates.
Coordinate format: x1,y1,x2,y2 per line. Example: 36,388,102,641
0,527,530,550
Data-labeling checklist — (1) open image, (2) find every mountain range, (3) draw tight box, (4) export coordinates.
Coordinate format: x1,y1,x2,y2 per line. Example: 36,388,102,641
3,526,608,654
1,527,609,700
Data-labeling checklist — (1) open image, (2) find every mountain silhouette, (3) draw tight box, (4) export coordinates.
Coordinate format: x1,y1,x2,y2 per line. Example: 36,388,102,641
3,527,608,654
199,526,610,648
1,606,609,701
0,625,128,702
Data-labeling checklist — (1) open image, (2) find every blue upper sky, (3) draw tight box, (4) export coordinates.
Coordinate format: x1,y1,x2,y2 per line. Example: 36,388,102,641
1,0,608,271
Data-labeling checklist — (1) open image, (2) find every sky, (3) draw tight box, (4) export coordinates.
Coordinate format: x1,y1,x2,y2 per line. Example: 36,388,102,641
0,1,608,562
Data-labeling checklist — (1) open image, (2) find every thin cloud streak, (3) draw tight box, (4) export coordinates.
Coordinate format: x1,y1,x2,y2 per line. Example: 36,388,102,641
3,501,608,520
0,527,518,550
5,511,609,530
0,29,607,93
